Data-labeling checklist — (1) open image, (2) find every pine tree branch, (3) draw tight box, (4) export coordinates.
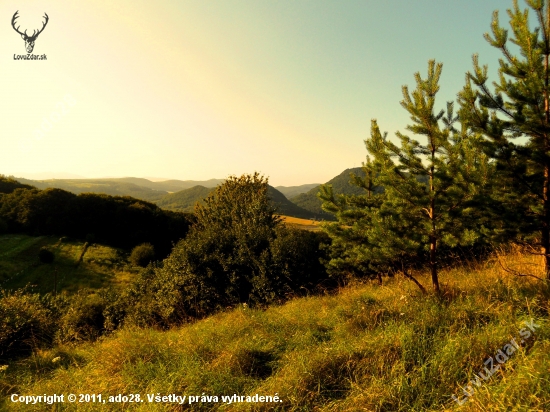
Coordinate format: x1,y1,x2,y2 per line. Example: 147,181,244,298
478,82,515,119
495,251,545,281
535,7,550,54
499,154,543,201
400,265,428,294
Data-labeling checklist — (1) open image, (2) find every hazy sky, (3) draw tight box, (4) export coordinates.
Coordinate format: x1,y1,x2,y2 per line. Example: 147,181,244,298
1,1,512,186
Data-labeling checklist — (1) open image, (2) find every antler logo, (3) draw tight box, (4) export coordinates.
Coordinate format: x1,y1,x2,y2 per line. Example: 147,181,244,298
11,11,49,54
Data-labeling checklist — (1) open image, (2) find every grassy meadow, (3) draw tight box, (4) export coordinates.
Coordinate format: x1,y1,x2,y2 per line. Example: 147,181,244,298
0,235,136,294
278,215,322,232
1,247,548,411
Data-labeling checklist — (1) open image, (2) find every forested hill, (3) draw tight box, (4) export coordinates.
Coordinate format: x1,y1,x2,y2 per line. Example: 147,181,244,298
290,167,367,219
267,186,324,219
155,185,213,212
12,177,225,203
274,183,320,198
156,184,320,219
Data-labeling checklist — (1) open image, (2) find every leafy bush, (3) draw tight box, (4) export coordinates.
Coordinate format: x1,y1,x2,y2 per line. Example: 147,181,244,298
55,293,107,343
0,290,56,360
130,243,155,267
38,247,55,264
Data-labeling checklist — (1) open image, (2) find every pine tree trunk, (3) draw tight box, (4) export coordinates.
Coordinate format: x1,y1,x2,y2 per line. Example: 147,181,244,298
545,19,550,279
430,153,440,293
543,164,550,279
430,204,440,293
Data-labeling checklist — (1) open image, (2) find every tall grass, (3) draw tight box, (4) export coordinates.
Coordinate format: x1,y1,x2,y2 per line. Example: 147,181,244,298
0,247,548,411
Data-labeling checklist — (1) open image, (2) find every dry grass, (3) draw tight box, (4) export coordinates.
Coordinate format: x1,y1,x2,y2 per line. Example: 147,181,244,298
0,247,549,411
278,215,322,231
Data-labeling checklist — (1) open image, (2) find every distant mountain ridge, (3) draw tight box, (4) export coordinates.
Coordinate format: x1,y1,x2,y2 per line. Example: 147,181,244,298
10,176,321,219
10,170,367,220
275,184,320,199
12,177,226,202
289,167,367,219
112,178,225,192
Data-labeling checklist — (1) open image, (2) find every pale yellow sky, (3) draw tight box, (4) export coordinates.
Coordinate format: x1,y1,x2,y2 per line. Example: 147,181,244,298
1,1,504,186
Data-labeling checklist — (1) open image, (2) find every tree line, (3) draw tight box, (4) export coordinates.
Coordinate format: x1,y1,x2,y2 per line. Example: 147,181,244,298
0,177,193,258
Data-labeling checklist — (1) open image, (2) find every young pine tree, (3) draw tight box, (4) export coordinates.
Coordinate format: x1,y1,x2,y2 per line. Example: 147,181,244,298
321,61,491,293
458,0,550,278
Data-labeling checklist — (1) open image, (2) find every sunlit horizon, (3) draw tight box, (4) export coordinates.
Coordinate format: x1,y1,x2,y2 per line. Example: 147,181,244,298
2,1,507,186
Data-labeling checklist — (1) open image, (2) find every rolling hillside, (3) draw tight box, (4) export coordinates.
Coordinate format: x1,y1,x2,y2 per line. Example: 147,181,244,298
275,183,320,199
2,249,548,411
14,178,168,202
290,167,367,219
155,185,213,212
156,185,320,219
9,173,368,220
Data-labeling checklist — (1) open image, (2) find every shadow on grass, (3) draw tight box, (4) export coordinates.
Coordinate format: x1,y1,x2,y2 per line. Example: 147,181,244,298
0,235,136,294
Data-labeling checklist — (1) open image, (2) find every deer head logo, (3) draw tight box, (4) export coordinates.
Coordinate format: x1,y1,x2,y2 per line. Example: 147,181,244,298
11,11,49,54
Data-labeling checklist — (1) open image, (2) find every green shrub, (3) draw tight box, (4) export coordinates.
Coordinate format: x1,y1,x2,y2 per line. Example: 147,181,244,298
55,293,107,343
130,243,155,267
122,174,282,323
38,247,54,264
0,289,56,360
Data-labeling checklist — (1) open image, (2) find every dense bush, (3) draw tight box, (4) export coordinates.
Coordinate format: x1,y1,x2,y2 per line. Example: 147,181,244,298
270,226,333,293
0,289,119,359
130,243,155,267
55,293,107,343
0,290,56,360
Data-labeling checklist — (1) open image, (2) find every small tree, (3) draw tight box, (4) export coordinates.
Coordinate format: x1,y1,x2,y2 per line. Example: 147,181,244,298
458,0,550,278
130,173,282,321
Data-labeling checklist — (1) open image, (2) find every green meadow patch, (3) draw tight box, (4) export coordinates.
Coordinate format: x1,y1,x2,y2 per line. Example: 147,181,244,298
0,235,137,294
